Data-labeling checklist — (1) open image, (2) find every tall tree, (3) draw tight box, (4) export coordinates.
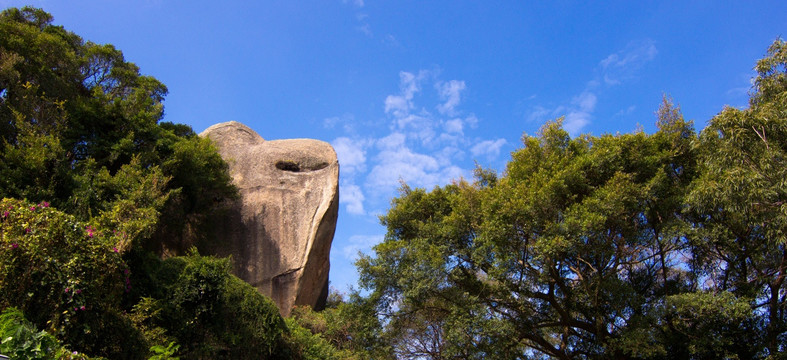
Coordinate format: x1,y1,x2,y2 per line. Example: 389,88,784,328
0,7,236,252
686,39,787,357
359,111,698,358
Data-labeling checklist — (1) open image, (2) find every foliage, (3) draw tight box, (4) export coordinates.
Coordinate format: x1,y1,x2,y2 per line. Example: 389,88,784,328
285,291,391,360
685,38,787,358
357,41,787,359
125,249,288,359
4,4,787,360
148,342,180,360
0,6,237,253
359,111,699,358
0,307,94,360
0,198,143,357
0,307,60,359
0,8,266,359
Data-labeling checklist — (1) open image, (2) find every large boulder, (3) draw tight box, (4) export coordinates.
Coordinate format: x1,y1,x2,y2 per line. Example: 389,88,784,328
199,121,338,316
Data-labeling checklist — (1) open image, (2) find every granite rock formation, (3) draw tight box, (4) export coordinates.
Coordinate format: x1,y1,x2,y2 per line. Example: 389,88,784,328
200,121,338,316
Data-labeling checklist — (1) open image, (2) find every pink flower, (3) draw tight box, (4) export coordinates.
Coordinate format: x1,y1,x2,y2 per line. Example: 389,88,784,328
40,201,49,208
113,247,118,253
2,211,8,218
30,206,36,211
10,243,18,249
85,226,95,238
75,289,81,295
65,288,70,293
80,306,85,311
25,228,31,234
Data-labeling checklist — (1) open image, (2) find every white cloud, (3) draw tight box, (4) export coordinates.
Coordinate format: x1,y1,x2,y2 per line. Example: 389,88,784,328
343,0,365,7
356,70,476,200
471,139,507,160
614,105,637,117
527,105,553,123
444,118,464,134
385,71,431,118
384,95,410,117
436,80,466,115
525,41,656,134
341,234,384,261
563,111,591,135
340,183,366,215
600,39,657,85
573,91,597,113
367,145,444,191
332,137,367,175
324,113,357,133
464,114,479,128
435,146,465,166
357,23,373,37
377,132,406,150
400,71,426,100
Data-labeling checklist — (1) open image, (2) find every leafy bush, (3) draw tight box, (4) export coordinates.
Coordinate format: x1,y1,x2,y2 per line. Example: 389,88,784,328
129,250,288,359
0,307,59,359
285,294,391,360
0,198,147,358
0,307,93,360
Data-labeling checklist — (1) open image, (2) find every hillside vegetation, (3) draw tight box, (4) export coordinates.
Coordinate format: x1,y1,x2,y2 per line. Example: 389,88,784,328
0,7,373,360
2,5,787,360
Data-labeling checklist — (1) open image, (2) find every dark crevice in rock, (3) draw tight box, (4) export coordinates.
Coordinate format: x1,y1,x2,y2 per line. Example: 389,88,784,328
276,160,330,172
276,160,300,172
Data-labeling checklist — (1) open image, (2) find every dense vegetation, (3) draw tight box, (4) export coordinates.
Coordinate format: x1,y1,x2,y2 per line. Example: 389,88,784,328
0,7,366,360
2,5,786,360
356,40,787,359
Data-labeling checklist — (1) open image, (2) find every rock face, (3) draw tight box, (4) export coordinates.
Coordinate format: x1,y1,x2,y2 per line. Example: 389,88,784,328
199,121,338,316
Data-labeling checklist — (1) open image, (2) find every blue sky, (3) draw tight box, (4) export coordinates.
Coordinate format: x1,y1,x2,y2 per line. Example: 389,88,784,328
3,0,786,293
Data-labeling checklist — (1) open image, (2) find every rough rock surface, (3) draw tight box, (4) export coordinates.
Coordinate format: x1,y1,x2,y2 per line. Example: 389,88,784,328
199,121,338,316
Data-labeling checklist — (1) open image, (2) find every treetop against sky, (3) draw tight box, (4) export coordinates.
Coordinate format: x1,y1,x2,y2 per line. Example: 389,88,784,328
2,0,785,292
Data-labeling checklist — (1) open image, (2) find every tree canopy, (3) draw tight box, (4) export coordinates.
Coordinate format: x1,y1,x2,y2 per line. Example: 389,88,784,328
2,5,787,360
356,40,787,359
0,6,237,253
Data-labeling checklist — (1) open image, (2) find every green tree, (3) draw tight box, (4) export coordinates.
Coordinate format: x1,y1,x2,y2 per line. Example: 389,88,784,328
685,39,787,358
0,6,236,253
358,112,698,358
285,290,391,360
129,250,289,359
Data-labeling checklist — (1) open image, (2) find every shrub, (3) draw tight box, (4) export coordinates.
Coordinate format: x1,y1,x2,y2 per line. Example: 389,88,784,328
0,307,93,360
138,250,288,359
0,198,146,358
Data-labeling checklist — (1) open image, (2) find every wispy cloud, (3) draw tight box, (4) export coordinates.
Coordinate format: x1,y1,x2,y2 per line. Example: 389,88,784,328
600,39,658,85
385,71,429,118
614,105,637,117
471,139,507,160
332,137,367,176
340,183,366,215
562,91,597,134
436,80,466,115
324,113,358,134
526,39,657,135
342,0,364,8
341,234,384,261
344,0,371,36
330,69,508,220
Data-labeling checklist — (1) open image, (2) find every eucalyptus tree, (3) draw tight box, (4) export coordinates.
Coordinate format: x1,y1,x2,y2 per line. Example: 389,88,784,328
359,108,698,358
686,39,787,358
